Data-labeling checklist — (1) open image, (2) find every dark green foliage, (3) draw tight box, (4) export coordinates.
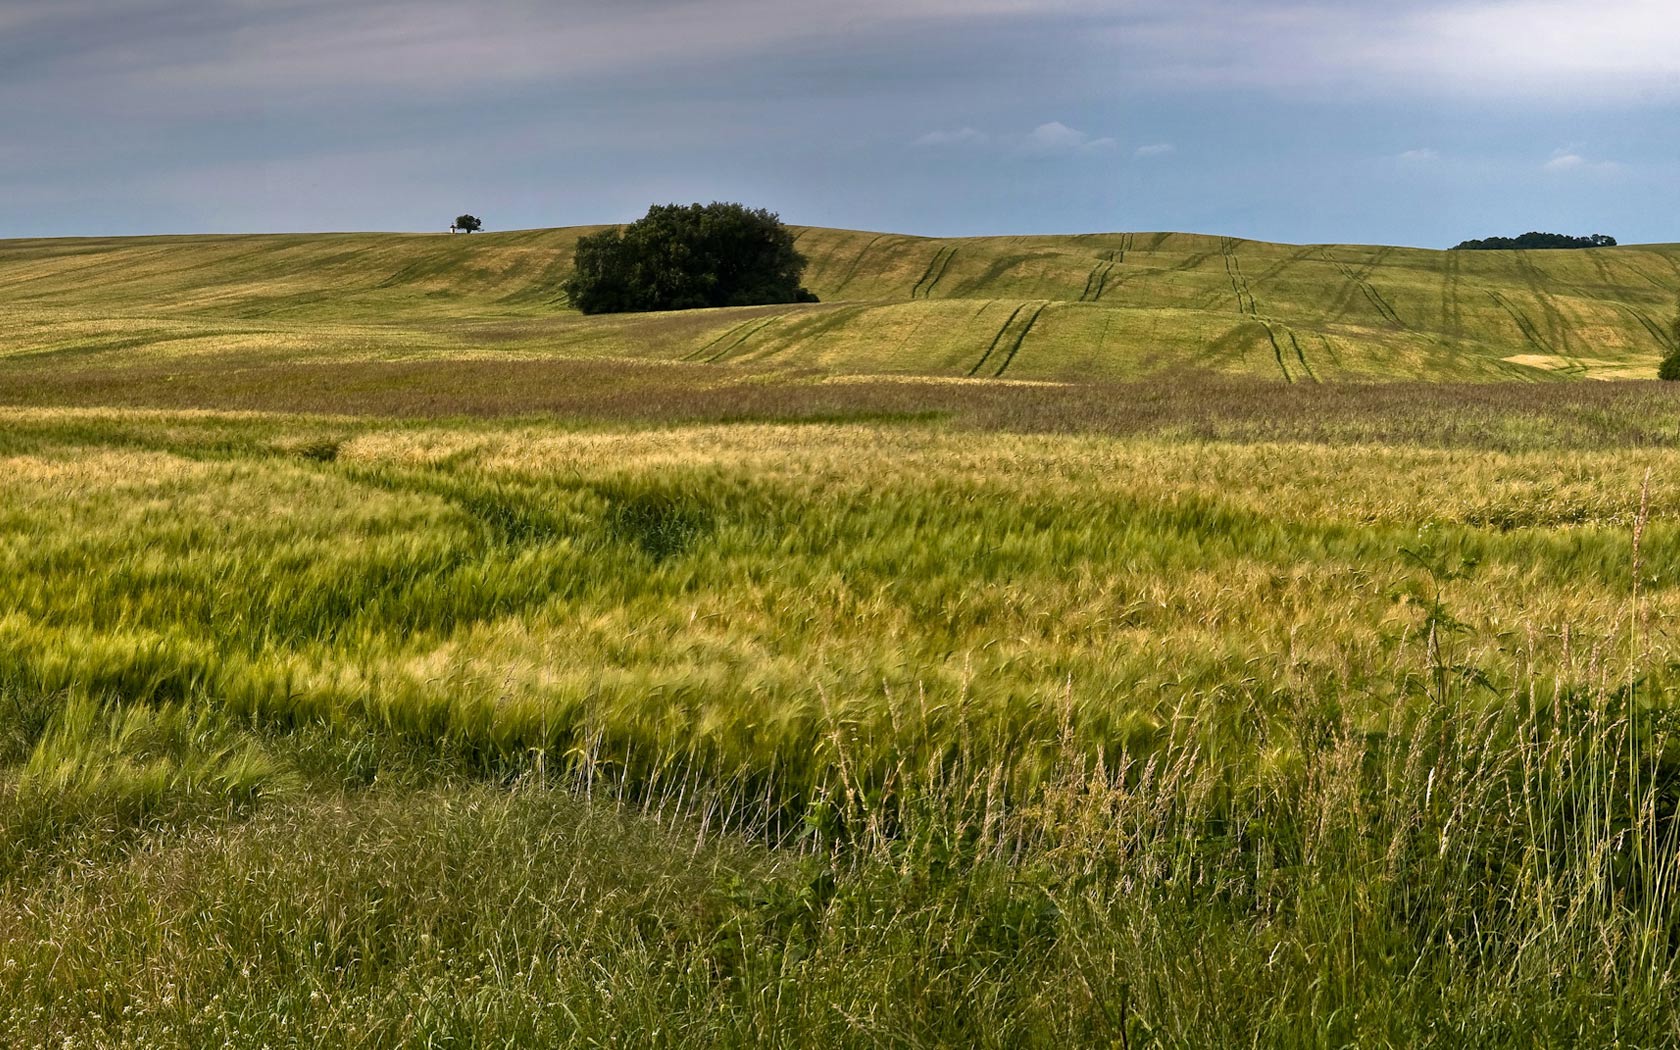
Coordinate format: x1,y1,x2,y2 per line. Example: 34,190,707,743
563,202,816,314
453,214,482,233
1453,232,1616,251
1663,301,1680,380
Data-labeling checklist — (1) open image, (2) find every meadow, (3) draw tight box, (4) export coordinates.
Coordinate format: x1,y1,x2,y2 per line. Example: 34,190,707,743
2,229,1680,1046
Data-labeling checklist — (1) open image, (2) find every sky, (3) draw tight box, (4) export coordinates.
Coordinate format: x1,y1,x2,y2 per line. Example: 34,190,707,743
1,0,1677,246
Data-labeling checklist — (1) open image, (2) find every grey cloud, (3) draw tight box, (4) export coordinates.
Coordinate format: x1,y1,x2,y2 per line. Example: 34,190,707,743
913,128,991,147
9,0,1675,119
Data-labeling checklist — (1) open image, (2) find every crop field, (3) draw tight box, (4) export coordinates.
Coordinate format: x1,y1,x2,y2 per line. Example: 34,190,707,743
1,227,1677,412
3,230,1680,1046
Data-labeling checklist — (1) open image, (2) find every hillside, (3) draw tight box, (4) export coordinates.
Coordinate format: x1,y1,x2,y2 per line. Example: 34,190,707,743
1,226,1677,389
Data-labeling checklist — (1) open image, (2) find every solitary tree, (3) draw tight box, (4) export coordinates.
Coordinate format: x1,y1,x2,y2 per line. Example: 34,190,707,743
453,214,483,233
563,202,817,314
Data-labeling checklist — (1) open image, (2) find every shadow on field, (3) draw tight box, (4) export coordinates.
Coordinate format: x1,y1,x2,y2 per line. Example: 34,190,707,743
6,356,1680,449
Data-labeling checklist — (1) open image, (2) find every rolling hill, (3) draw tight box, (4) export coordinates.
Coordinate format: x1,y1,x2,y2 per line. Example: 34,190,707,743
1,226,1676,389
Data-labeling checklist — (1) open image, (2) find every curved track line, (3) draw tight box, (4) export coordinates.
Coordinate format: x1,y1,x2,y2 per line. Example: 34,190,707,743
992,303,1049,377
969,304,1028,375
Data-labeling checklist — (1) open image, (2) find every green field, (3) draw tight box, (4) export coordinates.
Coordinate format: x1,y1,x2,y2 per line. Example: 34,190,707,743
2,227,1677,409
3,229,1680,1046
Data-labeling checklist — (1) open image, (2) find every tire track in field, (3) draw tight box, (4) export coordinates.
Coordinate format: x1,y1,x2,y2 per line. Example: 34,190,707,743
1259,321,1295,383
1286,326,1318,381
1440,250,1463,341
831,234,884,295
1317,333,1343,367
910,245,958,299
1081,261,1117,302
1616,259,1677,293
991,303,1050,377
684,317,766,361
703,316,780,363
1094,313,1115,359
1487,291,1583,372
1329,252,1403,327
1625,306,1677,353
969,304,1028,375
1513,251,1578,359
1221,246,1258,316
1246,244,1321,289
1317,249,1364,321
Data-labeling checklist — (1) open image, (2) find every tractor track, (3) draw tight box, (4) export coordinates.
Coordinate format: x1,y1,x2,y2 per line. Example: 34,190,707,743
1222,250,1258,316
1081,261,1117,302
1259,321,1295,383
703,316,780,363
684,318,764,361
1286,326,1317,381
1325,249,1403,326
1487,291,1582,372
831,234,885,295
1513,251,1578,359
970,302,1048,377
969,304,1028,375
911,245,958,299
1440,251,1463,341
991,303,1049,377
1626,307,1677,353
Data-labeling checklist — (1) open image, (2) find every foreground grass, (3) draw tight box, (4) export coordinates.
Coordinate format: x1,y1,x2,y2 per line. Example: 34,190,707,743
2,393,1680,1045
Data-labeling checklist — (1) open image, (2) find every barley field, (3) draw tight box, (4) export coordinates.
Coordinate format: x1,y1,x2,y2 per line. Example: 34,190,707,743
3,230,1680,1046
2,228,1677,408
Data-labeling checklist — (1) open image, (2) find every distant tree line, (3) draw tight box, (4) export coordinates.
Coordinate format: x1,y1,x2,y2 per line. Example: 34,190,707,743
564,202,817,315
1452,232,1616,251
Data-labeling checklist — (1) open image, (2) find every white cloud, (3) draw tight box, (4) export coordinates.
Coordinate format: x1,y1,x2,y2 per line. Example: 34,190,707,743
912,127,990,147
1134,143,1175,158
1398,148,1440,162
1091,0,1680,103
1023,121,1117,155
1543,148,1619,173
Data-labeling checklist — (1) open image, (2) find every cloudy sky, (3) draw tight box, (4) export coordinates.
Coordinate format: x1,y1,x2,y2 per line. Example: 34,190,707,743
2,0,1677,245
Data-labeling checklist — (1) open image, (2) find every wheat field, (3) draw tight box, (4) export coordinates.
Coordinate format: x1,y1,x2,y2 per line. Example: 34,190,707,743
2,229,1680,1046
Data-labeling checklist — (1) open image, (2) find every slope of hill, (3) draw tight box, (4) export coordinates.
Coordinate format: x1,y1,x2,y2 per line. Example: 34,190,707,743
1,226,1676,385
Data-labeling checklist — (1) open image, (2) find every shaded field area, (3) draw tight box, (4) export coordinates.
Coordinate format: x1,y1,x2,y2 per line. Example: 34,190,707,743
8,355,1680,449
1,225,1676,382
4,396,1680,1045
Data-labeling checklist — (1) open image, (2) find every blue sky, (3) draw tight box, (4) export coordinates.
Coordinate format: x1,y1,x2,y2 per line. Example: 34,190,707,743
2,0,1677,246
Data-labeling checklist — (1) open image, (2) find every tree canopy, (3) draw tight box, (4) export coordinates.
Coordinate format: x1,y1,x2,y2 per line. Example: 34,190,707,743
454,214,483,233
1452,232,1615,251
563,202,817,315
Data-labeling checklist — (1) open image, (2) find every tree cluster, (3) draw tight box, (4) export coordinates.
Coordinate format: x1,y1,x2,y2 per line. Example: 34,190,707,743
1451,232,1616,251
563,202,817,315
453,214,483,233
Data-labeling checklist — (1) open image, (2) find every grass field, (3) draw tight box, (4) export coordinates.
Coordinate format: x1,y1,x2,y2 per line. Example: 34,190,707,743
1,227,1677,411
3,228,1680,1046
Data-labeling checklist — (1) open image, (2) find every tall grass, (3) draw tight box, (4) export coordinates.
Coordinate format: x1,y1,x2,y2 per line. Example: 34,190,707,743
2,408,1680,1043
